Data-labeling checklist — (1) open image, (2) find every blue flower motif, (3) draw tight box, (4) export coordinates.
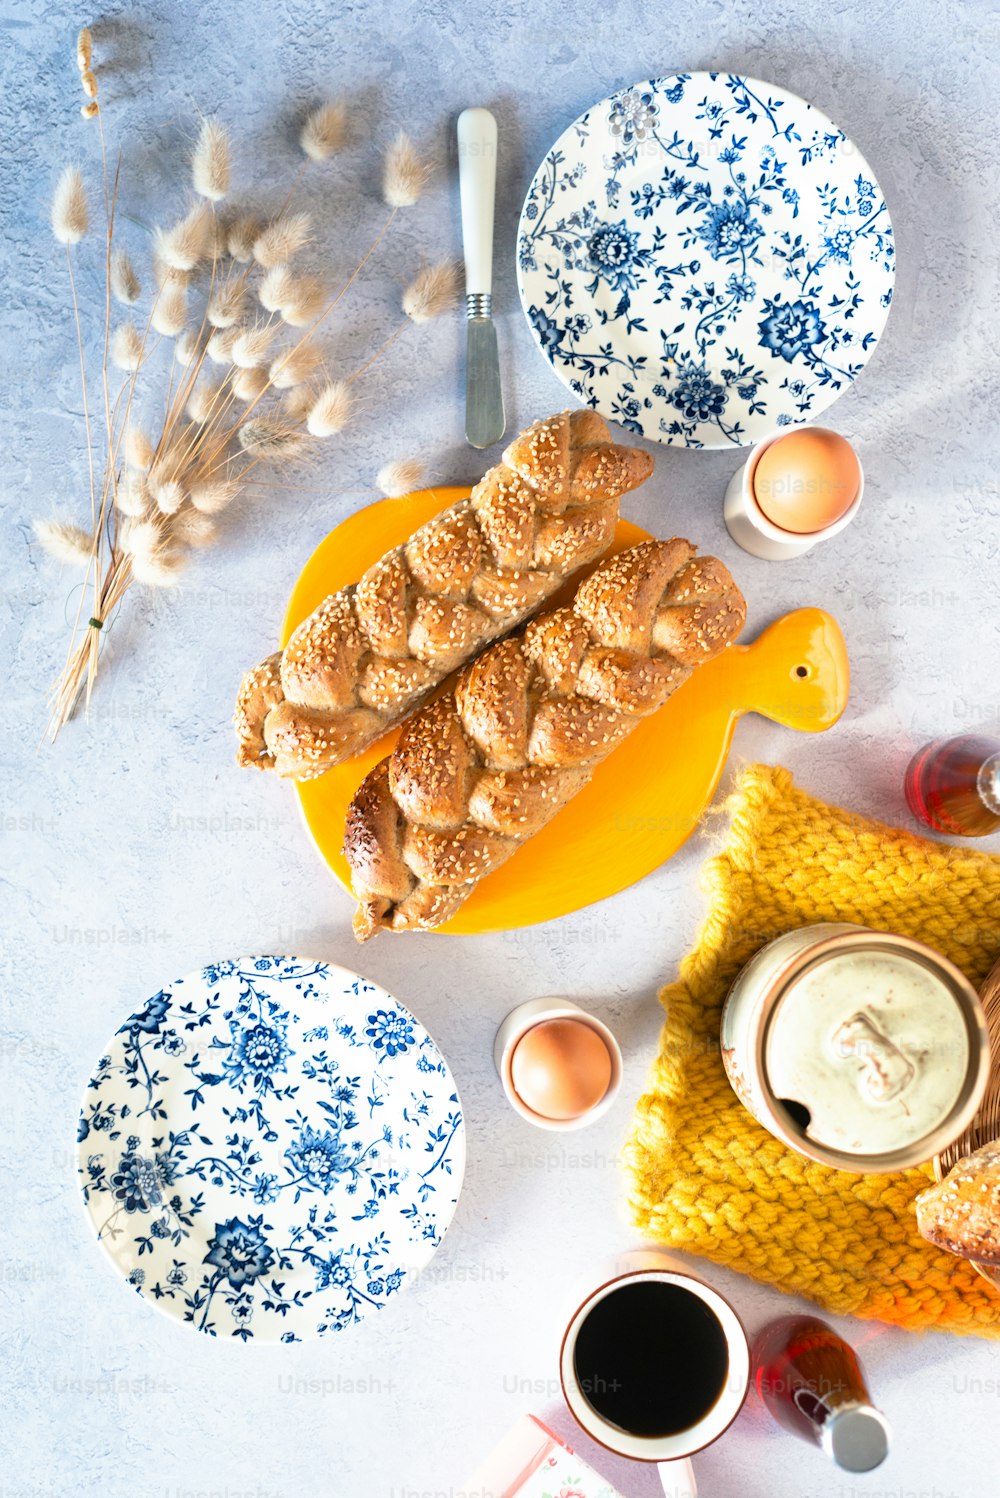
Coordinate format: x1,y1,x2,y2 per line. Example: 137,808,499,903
385,1269,404,1292
367,1278,385,1296
758,297,827,362
223,1018,291,1087
252,1172,279,1205
166,1264,186,1286
726,272,756,302
586,220,647,291
608,89,658,146
204,1217,274,1288
131,991,170,1033
670,365,728,422
110,1153,162,1214
315,1252,353,1289
775,413,793,426
565,313,591,337
286,1125,353,1190
127,1267,145,1287
823,226,855,263
697,199,763,261
664,82,685,105
161,1031,185,1057
528,305,564,352
151,1217,171,1239
366,1009,415,1059
77,1115,89,1143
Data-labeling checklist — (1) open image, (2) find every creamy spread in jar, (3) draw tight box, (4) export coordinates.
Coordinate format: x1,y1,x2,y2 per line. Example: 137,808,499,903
721,924,990,1172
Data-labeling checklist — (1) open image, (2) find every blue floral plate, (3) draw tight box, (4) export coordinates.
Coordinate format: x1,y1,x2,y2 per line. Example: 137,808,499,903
76,956,465,1341
516,73,895,447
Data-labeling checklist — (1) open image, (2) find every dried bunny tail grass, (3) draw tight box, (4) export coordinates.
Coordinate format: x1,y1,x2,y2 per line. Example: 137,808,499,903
258,266,296,313
252,211,311,269
130,547,186,587
269,341,322,389
154,256,192,290
402,259,462,323
150,475,187,515
81,69,98,100
238,416,307,458
81,101,100,121
192,118,231,201
111,248,140,304
382,131,430,208
188,477,240,513
171,508,218,548
52,166,88,244
280,275,326,327
34,519,93,565
175,329,202,367
154,204,213,271
186,380,222,423
115,472,151,517
119,516,164,559
376,457,425,498
111,321,144,371
306,381,352,437
231,321,279,368
125,427,154,470
282,385,315,423
152,283,188,337
232,365,269,401
207,277,248,327
227,213,262,262
300,100,347,162
76,28,93,72
207,325,240,364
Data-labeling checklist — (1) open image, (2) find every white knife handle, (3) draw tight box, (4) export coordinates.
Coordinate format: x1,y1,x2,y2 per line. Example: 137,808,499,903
457,107,497,304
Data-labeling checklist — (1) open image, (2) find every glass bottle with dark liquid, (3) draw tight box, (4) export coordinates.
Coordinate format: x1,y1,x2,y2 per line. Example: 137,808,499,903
753,1316,890,1473
905,734,1000,836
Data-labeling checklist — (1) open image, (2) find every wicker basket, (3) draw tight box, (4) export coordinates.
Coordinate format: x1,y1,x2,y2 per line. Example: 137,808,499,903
932,955,1000,1289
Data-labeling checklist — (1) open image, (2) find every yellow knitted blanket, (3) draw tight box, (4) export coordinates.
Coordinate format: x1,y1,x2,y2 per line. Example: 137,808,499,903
625,764,1000,1338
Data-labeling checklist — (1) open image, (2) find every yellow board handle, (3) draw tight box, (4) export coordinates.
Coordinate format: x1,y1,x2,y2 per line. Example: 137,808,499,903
283,490,850,935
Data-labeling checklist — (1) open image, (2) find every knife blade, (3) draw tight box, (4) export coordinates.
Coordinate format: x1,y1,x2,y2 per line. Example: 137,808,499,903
458,107,505,449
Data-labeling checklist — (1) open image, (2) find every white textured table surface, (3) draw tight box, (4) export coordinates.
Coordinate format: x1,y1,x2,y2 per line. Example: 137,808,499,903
3,1,1000,1495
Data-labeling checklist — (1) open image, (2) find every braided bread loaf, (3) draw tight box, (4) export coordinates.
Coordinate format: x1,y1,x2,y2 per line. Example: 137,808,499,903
234,410,654,779
344,539,746,939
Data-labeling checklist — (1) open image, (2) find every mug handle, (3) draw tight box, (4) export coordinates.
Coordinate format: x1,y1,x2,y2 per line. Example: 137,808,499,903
657,1457,697,1498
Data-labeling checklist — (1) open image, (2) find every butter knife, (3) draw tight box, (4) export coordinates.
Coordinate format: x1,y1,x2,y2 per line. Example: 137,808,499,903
458,106,505,449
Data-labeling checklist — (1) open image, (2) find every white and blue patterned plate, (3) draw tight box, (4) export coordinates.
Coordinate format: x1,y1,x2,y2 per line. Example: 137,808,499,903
516,73,895,447
76,956,465,1341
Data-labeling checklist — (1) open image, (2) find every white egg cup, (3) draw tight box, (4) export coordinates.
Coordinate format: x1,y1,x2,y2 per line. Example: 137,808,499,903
493,997,623,1132
723,425,864,561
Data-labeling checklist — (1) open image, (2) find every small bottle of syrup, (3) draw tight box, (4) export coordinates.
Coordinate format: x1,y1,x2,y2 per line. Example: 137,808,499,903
904,734,1000,836
753,1315,890,1472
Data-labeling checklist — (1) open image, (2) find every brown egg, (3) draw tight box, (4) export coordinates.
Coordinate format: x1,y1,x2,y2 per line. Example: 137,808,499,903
510,1018,613,1120
752,428,861,535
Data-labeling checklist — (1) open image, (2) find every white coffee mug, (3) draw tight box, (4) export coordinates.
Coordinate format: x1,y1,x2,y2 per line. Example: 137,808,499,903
559,1248,750,1498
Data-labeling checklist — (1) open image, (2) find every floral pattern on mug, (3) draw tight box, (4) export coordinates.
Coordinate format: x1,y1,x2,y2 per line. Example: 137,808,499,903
517,72,894,447
77,957,464,1342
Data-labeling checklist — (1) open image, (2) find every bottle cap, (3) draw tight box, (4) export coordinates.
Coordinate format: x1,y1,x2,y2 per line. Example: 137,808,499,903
820,1404,890,1472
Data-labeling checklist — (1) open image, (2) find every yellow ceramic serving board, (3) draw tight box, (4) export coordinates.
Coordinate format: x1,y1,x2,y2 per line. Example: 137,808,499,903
284,487,849,935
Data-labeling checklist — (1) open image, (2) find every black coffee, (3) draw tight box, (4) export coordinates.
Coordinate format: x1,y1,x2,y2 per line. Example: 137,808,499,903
572,1280,729,1438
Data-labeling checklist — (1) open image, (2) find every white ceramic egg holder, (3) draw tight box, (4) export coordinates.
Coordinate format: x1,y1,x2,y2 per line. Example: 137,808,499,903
493,997,623,1132
723,425,865,561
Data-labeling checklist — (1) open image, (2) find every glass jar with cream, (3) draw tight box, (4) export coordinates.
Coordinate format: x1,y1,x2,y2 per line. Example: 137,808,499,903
720,924,989,1171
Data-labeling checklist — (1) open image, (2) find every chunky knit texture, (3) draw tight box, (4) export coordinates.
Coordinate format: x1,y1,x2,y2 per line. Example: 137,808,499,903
625,764,1000,1338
